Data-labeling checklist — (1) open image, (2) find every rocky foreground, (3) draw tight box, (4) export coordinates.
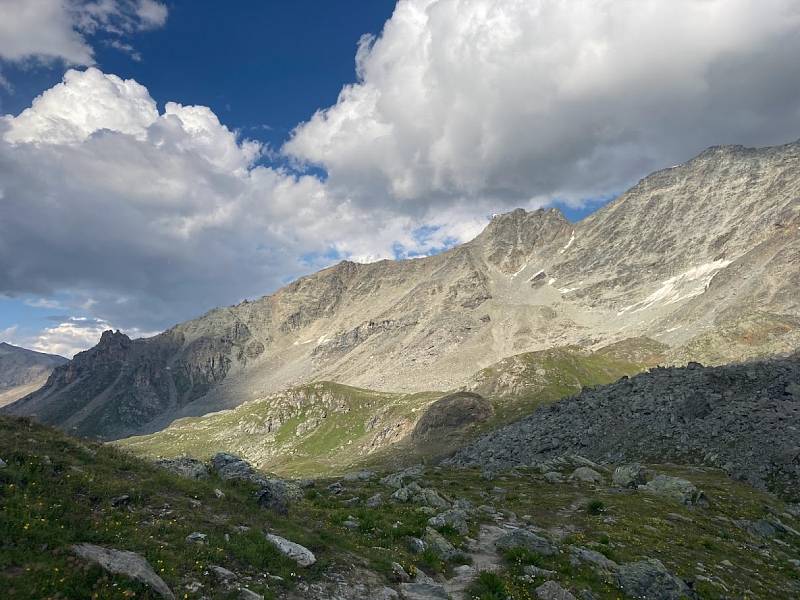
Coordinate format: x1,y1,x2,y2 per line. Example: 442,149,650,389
449,354,800,501
2,416,800,599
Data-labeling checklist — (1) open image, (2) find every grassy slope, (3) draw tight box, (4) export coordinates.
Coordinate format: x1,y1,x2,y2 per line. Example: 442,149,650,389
3,416,800,599
117,342,659,477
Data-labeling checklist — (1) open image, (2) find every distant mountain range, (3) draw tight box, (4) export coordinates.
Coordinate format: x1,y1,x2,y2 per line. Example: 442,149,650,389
5,141,799,440
0,342,67,408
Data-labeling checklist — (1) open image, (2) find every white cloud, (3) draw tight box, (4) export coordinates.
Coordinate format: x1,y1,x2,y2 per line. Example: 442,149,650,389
0,324,19,342
26,317,156,358
0,0,168,65
285,0,800,208
0,68,456,334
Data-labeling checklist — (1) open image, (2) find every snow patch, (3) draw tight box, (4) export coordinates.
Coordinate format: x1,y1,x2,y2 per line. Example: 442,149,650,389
618,259,732,314
559,230,576,254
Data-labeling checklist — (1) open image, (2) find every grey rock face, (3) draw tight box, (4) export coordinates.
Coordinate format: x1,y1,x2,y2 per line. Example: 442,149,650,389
612,463,647,488
495,528,556,556
211,452,263,483
264,533,316,567
450,356,800,500
71,543,174,599
616,559,693,600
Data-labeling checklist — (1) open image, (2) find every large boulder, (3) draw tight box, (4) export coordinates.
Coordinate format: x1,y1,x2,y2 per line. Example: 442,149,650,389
71,544,174,599
641,475,707,506
616,559,693,600
411,392,494,442
612,463,647,488
495,528,556,556
255,480,291,515
423,527,457,559
381,465,426,489
265,533,316,567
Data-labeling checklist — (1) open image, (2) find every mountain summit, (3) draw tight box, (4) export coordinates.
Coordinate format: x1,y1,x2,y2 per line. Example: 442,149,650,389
6,141,799,439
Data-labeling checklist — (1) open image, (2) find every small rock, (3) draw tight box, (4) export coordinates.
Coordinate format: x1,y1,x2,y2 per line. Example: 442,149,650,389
536,581,577,600
71,544,174,599
495,528,557,556
366,493,383,508
524,565,556,579
210,565,237,582
399,582,449,599
612,463,647,489
569,546,619,572
328,481,344,495
186,532,208,545
214,488,225,499
238,588,264,600
391,561,411,582
342,496,361,507
343,470,375,481
407,536,426,554
265,533,316,567
343,517,360,530
428,508,469,535
0,458,7,469
617,558,693,600
110,494,131,507
544,472,564,484
570,467,604,484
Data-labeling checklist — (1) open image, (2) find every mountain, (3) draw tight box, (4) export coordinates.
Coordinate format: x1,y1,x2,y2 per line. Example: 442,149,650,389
0,342,67,408
450,352,800,501
6,141,800,440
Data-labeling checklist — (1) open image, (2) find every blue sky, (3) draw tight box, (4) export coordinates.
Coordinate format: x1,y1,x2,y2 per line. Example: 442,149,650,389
1,0,798,357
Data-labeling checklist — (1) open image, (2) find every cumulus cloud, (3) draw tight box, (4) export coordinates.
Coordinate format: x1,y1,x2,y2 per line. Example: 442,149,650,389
0,68,455,335
0,0,168,65
285,0,800,209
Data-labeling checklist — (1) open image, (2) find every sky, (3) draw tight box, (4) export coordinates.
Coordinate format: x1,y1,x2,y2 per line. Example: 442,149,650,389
1,0,799,358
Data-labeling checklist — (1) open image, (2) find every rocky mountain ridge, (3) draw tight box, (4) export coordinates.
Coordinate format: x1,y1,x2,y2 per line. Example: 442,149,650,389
0,342,67,408
6,140,800,439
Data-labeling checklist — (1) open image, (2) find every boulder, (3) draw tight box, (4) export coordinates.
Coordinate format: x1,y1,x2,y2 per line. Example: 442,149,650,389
524,565,556,579
399,582,450,599
209,565,237,582
612,463,647,489
391,562,411,583
495,528,556,556
71,543,174,599
381,465,426,489
616,559,693,600
255,480,290,515
343,470,375,481
264,533,316,567
156,457,208,480
185,532,208,545
569,546,618,572
238,588,264,600
535,581,577,600
428,508,469,535
641,475,707,506
211,453,263,484
544,472,564,484
423,527,457,559
366,493,383,508
569,467,604,484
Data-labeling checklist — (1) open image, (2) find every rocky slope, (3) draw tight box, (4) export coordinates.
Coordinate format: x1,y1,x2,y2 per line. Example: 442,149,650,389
6,140,800,439
4,416,800,599
0,342,67,408
449,353,800,501
116,343,647,475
